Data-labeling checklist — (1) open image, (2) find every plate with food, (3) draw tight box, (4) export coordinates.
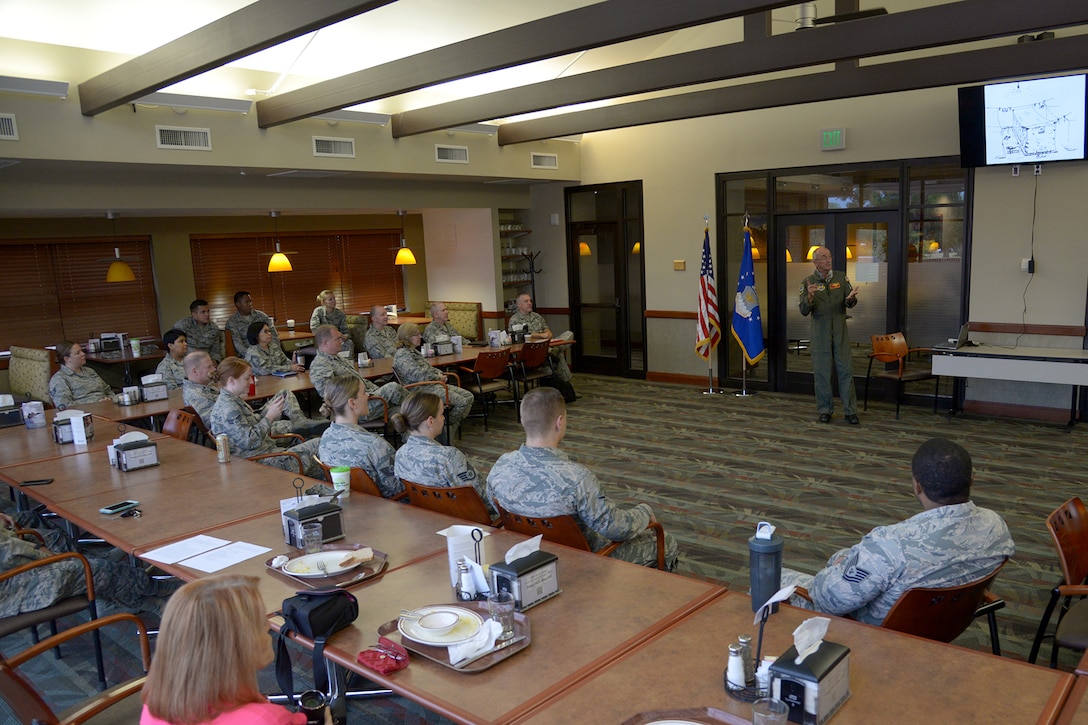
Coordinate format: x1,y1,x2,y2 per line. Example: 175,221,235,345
397,605,483,646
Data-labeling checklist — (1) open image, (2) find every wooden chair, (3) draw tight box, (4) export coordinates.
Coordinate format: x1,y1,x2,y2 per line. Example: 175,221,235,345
402,479,497,527
456,349,517,431
495,503,667,570
1030,497,1088,666
863,332,939,419
247,432,305,474
0,612,150,724
512,341,553,398
795,559,1007,655
313,455,408,501
161,409,195,442
360,395,390,440
0,535,107,691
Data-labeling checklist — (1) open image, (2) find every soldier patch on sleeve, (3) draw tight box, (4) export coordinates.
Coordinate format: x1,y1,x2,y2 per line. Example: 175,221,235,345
842,566,871,583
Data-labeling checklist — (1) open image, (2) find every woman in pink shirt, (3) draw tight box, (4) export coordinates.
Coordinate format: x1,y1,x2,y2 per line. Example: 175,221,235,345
140,574,317,724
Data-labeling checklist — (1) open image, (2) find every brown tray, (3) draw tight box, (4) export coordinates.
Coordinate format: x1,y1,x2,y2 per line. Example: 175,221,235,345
620,707,749,725
376,601,531,673
265,542,387,590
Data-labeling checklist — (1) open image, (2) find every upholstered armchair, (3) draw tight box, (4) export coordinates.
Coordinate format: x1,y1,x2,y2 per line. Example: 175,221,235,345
9,346,55,406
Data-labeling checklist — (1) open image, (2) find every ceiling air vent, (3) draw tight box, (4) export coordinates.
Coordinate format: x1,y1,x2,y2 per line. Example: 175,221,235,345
156,125,212,151
0,114,17,141
313,136,355,158
435,144,469,164
531,152,558,169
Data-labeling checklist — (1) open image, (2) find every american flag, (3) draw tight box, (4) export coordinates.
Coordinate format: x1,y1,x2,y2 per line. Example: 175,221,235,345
696,228,721,360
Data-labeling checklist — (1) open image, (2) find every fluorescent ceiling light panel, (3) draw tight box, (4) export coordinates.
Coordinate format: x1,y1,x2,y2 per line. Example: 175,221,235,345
0,75,69,99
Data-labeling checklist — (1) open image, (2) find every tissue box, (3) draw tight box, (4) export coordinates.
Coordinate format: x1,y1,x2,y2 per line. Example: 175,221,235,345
115,439,160,471
0,405,23,429
770,642,851,724
53,413,94,443
284,502,345,548
489,550,560,612
142,381,169,402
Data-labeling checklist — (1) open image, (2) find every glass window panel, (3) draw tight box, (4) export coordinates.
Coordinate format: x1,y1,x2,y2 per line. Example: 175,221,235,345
776,168,899,211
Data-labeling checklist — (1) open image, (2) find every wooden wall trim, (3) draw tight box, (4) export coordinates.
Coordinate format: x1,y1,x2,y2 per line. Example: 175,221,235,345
646,310,697,320
969,322,1086,337
536,307,570,315
963,399,1070,424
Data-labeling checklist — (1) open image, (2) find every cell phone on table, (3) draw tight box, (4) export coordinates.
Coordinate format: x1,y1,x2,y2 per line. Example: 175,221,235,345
99,500,140,515
20,478,54,486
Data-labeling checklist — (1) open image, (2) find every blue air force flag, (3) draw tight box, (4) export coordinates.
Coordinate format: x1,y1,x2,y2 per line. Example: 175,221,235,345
730,227,766,365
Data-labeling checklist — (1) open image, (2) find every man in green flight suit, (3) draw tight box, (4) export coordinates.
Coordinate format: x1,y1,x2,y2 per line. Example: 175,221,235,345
799,246,860,424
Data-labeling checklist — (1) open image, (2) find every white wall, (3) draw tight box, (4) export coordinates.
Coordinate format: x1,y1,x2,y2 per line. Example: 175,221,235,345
422,209,500,310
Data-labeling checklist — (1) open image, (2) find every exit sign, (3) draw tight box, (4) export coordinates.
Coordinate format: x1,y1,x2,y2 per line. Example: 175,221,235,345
820,127,846,151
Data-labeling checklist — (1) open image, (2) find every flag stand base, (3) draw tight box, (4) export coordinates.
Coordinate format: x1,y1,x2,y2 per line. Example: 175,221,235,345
734,365,759,397
702,368,726,395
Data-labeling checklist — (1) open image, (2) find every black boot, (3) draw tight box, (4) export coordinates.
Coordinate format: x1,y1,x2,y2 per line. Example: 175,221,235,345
554,378,577,403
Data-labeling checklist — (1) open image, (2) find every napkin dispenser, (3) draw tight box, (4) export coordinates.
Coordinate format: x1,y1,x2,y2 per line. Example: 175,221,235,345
433,341,454,356
141,380,169,402
284,502,345,548
0,405,23,429
489,550,560,612
53,413,94,443
100,332,129,352
115,439,160,471
769,642,851,724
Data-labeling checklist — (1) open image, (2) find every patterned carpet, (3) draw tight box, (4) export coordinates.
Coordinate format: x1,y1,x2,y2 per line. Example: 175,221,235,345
4,373,1085,721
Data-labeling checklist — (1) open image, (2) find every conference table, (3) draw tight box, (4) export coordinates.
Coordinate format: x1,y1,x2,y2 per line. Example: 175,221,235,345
932,344,1088,423
84,343,166,385
1,412,1084,725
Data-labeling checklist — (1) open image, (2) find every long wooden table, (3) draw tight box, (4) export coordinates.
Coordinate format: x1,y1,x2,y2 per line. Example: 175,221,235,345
514,592,1075,725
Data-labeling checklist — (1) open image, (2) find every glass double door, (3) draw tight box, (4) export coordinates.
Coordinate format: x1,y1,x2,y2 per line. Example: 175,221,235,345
776,211,899,388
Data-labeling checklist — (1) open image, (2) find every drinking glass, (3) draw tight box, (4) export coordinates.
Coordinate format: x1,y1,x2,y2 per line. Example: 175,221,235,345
752,697,789,725
301,522,323,554
487,591,516,641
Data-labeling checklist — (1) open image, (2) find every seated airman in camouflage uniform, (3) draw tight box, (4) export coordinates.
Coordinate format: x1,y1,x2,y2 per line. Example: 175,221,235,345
310,289,353,356
487,387,678,570
48,341,116,409
364,305,399,360
392,391,493,516
173,299,224,362
422,302,460,343
392,323,473,435
781,438,1015,625
0,509,177,618
154,329,188,390
242,321,304,376
507,293,577,402
181,351,316,437
317,374,402,499
225,290,278,357
207,357,322,478
310,325,404,421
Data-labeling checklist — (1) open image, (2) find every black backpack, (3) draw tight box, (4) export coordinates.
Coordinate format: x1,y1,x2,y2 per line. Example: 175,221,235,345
274,588,359,702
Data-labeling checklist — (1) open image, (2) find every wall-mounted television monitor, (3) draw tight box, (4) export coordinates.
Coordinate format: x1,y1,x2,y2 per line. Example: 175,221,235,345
958,74,1087,168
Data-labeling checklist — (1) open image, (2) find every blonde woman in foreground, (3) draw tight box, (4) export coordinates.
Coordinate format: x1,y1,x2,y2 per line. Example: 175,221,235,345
141,574,329,724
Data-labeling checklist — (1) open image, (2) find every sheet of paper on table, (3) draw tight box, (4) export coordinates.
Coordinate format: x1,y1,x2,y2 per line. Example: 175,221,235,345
179,541,272,573
141,535,230,564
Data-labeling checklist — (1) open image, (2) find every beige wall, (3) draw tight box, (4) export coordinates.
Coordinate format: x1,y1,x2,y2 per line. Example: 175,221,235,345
574,86,1088,384
423,208,500,311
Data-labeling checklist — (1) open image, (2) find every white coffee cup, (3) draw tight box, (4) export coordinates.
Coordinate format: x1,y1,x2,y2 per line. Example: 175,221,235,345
286,318,295,331
357,352,368,367
330,466,351,499
129,339,140,356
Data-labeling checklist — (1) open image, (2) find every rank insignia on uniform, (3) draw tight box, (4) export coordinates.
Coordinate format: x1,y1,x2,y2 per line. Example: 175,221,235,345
829,282,841,289
842,566,871,583
817,284,826,291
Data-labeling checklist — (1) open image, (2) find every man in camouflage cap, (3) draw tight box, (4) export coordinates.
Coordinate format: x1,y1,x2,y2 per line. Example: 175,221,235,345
487,386,678,570
781,437,1014,625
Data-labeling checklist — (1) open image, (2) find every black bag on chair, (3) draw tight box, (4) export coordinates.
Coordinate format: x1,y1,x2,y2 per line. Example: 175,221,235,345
275,588,359,703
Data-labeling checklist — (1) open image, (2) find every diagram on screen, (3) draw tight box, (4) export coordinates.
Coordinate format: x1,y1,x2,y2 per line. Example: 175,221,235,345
984,75,1086,164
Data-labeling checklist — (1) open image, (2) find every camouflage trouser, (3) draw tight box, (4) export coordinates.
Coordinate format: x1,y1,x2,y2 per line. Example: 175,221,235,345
549,331,575,382
606,527,680,572
259,437,325,479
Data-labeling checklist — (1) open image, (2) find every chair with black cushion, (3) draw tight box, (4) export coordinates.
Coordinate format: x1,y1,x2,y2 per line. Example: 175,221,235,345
455,349,517,431
402,479,497,527
512,341,552,399
1030,497,1088,666
795,559,1008,655
0,612,150,724
313,455,408,501
863,332,939,419
0,534,107,691
495,503,666,570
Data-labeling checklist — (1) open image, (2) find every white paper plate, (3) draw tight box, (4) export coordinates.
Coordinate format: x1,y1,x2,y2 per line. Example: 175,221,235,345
282,551,364,578
397,605,483,646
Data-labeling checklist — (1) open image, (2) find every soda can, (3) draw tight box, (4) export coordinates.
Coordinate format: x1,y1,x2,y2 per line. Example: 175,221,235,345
215,434,231,463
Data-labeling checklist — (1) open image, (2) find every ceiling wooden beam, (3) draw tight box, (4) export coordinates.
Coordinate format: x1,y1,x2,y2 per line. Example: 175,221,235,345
254,0,799,129
78,0,394,116
497,34,1088,145
393,0,1088,137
